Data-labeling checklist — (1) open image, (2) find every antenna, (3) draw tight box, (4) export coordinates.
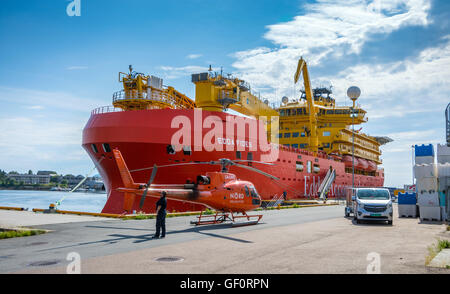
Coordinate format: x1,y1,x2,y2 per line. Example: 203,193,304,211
446,103,450,146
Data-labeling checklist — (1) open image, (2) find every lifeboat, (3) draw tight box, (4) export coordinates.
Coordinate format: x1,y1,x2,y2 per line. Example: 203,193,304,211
357,158,369,170
367,160,377,172
342,155,358,168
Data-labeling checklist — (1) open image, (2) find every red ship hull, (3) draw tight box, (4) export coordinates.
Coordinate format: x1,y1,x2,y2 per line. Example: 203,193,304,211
82,109,384,214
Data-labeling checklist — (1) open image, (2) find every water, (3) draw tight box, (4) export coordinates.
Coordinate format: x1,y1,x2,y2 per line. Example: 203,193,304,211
0,190,107,213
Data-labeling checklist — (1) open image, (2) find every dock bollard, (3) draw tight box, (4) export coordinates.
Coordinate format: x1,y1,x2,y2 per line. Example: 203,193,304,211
44,203,57,214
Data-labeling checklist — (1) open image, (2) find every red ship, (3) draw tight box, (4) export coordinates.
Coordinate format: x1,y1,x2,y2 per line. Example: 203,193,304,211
82,61,388,214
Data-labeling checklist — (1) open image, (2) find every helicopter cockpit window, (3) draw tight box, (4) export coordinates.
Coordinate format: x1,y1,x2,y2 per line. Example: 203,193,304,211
250,188,259,198
244,186,250,197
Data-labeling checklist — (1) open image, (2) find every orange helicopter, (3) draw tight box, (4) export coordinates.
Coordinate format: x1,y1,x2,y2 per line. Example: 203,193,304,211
112,148,279,226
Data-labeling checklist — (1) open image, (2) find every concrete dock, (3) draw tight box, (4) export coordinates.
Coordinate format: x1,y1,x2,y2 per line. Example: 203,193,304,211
0,205,449,274
0,209,110,229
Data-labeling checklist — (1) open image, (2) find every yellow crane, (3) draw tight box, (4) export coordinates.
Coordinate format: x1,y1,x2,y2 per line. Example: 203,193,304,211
294,57,319,154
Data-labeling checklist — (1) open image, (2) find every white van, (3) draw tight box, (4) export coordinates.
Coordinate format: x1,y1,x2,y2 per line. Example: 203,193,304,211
350,188,393,225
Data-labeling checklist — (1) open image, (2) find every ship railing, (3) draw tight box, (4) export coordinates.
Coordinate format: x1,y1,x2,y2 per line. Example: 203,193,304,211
113,89,194,109
91,106,124,115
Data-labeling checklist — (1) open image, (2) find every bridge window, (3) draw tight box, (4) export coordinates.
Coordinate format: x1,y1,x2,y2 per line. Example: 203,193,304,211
293,132,299,138
292,144,298,149
300,144,308,149
279,133,283,139
301,132,306,137
284,133,291,138
182,146,192,155
247,152,253,166
166,145,176,154
102,143,111,153
323,131,331,137
91,144,98,153
236,151,241,159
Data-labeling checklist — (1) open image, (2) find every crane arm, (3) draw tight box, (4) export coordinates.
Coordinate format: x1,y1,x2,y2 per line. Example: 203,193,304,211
294,57,319,154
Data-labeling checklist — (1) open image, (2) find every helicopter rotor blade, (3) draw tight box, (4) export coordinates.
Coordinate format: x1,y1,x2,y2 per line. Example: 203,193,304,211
233,163,279,181
232,160,275,166
130,161,220,173
139,164,158,209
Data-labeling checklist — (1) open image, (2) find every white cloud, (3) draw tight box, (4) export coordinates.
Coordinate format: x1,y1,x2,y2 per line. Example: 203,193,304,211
186,54,202,60
227,0,447,187
231,0,431,98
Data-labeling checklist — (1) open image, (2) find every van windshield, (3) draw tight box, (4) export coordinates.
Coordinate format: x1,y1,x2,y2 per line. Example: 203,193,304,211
357,189,390,200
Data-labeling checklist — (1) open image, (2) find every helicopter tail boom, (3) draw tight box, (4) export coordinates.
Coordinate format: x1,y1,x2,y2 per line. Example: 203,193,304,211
113,148,142,189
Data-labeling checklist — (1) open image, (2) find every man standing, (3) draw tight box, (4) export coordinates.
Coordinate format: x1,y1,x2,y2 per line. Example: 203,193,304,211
153,191,167,239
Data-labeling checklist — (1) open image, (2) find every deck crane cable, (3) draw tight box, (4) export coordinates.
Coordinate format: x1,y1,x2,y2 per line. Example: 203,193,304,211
53,156,105,208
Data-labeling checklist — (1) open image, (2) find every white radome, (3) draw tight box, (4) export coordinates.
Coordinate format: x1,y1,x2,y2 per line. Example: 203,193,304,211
347,86,361,99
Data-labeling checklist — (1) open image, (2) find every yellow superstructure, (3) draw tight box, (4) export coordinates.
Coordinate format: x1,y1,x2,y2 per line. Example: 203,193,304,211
191,71,278,119
190,59,384,166
113,65,196,111
112,60,386,168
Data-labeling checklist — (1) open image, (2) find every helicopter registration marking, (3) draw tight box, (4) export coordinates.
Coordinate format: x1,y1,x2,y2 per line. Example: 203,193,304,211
229,192,244,200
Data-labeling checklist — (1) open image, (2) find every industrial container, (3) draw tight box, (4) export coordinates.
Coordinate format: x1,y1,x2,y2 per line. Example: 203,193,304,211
441,206,448,221
416,177,438,193
398,192,417,205
414,163,438,179
415,156,435,165
415,144,434,157
417,192,440,206
437,144,450,164
398,205,417,218
419,206,441,221
437,163,450,178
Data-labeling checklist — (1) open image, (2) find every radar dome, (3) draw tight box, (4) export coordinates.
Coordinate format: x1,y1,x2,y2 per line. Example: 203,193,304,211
347,86,361,100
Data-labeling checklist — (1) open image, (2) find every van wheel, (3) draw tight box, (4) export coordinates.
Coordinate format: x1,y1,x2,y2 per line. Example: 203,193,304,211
388,220,393,225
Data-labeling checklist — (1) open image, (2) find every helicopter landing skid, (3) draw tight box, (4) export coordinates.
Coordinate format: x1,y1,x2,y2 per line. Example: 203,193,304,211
190,211,262,226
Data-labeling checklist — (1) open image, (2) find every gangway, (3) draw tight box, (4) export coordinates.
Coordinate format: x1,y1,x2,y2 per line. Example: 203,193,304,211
266,194,284,209
318,168,336,200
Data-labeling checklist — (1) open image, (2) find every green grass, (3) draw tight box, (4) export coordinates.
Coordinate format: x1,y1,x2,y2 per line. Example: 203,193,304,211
437,239,450,251
0,229,46,240
426,239,450,265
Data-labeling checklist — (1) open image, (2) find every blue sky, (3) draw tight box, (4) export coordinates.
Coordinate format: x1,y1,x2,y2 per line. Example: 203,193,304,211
0,0,449,187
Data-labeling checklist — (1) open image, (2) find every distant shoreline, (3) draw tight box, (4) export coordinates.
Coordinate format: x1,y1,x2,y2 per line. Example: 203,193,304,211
0,187,106,193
